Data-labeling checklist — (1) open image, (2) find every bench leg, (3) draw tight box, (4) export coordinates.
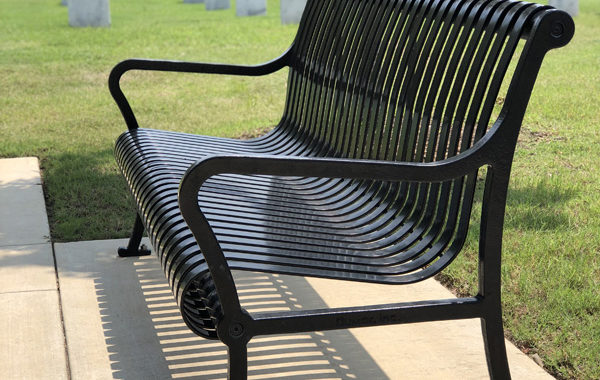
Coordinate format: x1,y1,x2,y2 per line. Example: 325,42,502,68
118,214,151,257
226,342,248,380
481,308,511,380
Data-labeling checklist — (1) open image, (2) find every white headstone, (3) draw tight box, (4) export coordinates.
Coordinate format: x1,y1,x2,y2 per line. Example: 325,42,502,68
280,0,306,25
205,0,229,10
237,0,266,17
68,0,111,27
548,0,578,17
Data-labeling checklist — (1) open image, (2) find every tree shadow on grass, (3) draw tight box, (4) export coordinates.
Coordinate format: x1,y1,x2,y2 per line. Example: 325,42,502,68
41,148,135,242
504,179,577,231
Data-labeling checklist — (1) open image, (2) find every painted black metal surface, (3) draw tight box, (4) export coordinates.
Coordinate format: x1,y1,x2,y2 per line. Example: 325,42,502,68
111,1,573,378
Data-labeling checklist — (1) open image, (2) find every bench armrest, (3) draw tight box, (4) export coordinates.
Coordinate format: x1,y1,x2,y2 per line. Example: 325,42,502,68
180,152,490,190
177,148,493,317
109,46,293,130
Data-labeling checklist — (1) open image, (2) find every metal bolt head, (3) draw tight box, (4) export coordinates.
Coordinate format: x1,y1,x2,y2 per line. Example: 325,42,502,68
551,21,565,38
229,323,244,337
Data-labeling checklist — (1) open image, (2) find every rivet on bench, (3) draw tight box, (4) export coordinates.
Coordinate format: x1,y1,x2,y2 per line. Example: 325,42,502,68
229,323,244,338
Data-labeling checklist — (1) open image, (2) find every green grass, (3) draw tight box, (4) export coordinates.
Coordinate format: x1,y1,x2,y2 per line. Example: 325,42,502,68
0,0,295,239
1,1,599,379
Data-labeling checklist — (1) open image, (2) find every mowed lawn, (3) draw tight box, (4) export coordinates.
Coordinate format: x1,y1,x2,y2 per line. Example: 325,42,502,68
0,0,598,379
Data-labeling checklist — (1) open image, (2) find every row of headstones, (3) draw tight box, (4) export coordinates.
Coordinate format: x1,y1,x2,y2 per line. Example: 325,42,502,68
62,0,307,28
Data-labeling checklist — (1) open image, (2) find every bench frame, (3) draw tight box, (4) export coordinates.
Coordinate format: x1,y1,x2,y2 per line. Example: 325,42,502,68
109,2,574,378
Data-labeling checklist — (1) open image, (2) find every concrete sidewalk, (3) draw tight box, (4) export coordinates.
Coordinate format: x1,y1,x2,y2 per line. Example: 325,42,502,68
0,157,68,379
0,157,554,379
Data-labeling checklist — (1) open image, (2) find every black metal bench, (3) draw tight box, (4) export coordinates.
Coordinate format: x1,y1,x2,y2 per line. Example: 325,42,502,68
109,1,573,378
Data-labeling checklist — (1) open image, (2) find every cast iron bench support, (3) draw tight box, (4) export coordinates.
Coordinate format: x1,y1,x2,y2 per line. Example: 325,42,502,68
117,214,151,257
109,1,573,378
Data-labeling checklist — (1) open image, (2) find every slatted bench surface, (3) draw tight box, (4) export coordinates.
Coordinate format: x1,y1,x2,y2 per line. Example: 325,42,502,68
111,0,573,377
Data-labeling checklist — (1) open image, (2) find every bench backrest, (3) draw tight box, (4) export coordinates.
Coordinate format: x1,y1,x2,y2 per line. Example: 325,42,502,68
264,0,573,281
283,0,549,162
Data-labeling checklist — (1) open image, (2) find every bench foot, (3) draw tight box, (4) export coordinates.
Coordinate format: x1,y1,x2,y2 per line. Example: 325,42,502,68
118,244,151,257
118,214,151,257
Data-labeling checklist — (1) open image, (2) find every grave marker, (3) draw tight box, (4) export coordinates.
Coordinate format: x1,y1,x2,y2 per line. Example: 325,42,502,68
549,0,578,17
68,0,111,28
205,0,230,10
237,0,266,17
280,0,306,24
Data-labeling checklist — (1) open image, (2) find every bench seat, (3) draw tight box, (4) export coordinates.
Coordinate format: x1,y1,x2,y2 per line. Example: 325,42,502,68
116,126,474,337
